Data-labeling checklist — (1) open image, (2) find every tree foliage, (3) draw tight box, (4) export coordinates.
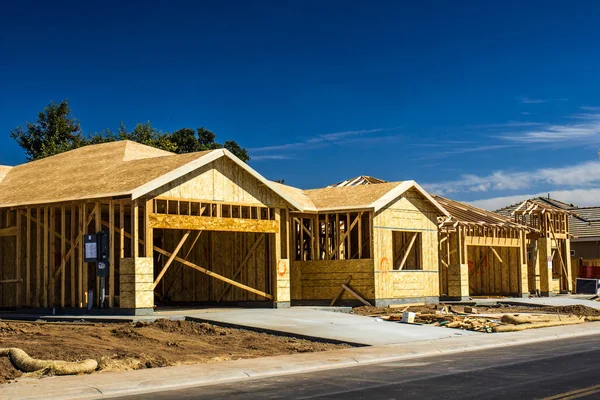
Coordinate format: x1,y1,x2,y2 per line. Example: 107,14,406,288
11,100,250,162
10,100,86,161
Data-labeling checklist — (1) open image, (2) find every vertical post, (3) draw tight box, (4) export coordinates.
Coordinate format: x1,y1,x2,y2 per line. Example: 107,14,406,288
49,207,56,306
324,214,329,260
26,208,31,306
132,199,139,258
36,207,41,306
145,199,153,258
517,230,529,297
95,202,101,307
346,212,351,259
358,213,362,259
119,199,125,258
109,201,115,307
335,213,340,260
79,203,86,307
70,204,75,307
60,206,66,308
273,208,289,308
15,209,21,307
43,206,49,308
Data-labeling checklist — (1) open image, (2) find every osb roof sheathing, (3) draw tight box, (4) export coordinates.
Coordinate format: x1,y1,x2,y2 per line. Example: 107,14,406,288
269,181,317,211
0,141,213,207
305,182,404,210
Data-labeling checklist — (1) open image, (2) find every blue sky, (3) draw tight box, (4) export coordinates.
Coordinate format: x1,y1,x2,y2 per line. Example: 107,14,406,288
2,1,600,209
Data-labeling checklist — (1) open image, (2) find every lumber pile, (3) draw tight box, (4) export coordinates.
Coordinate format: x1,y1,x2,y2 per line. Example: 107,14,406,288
374,306,589,334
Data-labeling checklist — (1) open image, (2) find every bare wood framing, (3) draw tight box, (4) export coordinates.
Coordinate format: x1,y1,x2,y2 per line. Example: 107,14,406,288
26,208,31,305
489,246,503,263
330,275,353,306
109,201,115,307
148,214,279,233
145,199,153,258
154,246,273,300
36,207,41,306
0,227,16,237
70,204,75,307
216,233,265,302
60,206,66,307
397,232,418,270
119,200,125,258
43,206,49,307
340,283,371,306
153,230,191,289
15,210,21,306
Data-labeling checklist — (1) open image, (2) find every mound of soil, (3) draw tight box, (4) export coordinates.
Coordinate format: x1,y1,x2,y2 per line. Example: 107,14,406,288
0,318,348,384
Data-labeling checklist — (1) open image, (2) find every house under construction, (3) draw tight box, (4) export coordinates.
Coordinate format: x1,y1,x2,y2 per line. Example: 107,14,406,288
0,142,456,313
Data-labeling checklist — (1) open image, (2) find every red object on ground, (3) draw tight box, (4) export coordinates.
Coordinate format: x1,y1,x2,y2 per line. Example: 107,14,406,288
579,265,600,279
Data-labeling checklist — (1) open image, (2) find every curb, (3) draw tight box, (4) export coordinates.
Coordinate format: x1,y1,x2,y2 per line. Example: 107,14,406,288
3,323,600,399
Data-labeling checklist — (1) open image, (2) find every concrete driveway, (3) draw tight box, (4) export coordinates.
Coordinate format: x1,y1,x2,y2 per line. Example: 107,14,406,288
185,307,474,346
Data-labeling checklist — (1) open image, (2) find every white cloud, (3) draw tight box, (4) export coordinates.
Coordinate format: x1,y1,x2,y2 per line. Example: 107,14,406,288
251,155,296,161
424,160,600,195
498,114,600,145
518,96,568,104
469,188,600,211
248,128,398,153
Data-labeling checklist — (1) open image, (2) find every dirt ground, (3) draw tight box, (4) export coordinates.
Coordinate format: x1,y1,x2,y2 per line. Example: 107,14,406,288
0,319,348,384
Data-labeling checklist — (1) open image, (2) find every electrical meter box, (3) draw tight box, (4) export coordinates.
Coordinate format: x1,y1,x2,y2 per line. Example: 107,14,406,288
83,232,110,277
84,234,98,263
96,231,110,277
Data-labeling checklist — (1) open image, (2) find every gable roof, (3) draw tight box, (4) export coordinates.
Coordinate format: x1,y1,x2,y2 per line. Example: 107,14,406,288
434,195,531,230
276,178,450,215
0,141,305,210
327,175,388,188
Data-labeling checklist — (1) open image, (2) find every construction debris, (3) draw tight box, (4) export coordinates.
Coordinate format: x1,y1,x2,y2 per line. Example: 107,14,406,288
353,303,600,333
0,348,97,375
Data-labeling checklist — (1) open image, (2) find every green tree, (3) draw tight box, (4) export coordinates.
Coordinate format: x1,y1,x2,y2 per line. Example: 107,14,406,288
12,100,251,163
10,100,85,161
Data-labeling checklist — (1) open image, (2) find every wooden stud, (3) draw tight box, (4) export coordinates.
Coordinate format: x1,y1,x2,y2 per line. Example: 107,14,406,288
36,207,41,306
79,203,84,307
70,204,75,307
49,206,55,306
132,199,139,258
119,200,125,258
26,208,31,306
397,232,418,270
153,230,191,289
15,209,21,306
145,199,153,258
60,206,66,307
95,202,101,307
43,206,49,308
109,201,115,307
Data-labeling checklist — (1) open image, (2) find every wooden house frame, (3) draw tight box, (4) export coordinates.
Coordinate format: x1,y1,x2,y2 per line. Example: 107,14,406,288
511,199,572,295
0,141,301,313
282,181,450,306
434,196,532,300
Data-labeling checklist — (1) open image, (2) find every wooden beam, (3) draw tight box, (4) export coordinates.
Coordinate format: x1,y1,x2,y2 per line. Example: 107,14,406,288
394,232,418,265
26,208,31,306
397,232,418,270
489,246,503,263
162,230,203,296
330,275,352,306
60,206,66,308
153,246,273,300
341,283,371,306
36,207,41,306
216,233,265,302
109,201,115,307
119,200,125,258
70,204,75,307
78,204,84,307
15,210,21,306
43,206,49,308
153,230,191,289
148,213,279,233
0,226,16,237
145,199,153,258
132,200,139,258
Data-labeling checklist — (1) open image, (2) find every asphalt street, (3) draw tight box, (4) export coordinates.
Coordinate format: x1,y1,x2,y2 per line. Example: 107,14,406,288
114,334,600,399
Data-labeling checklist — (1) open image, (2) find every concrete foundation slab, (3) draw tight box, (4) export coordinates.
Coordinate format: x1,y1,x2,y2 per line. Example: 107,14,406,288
185,308,474,346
